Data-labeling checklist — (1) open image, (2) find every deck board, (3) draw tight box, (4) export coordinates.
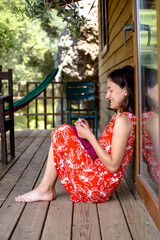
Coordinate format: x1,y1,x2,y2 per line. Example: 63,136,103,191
98,193,132,240
0,130,159,240
72,202,101,240
41,180,73,240
116,179,160,240
0,130,50,240
0,130,36,178
11,175,49,240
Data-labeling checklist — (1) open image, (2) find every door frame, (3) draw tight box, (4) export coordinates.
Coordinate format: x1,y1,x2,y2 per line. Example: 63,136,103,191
134,0,160,231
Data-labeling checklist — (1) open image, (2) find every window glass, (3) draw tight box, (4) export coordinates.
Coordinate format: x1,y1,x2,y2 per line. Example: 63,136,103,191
137,0,159,198
100,0,108,53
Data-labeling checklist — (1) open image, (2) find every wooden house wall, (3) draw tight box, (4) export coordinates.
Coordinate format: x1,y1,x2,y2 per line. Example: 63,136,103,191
98,0,135,191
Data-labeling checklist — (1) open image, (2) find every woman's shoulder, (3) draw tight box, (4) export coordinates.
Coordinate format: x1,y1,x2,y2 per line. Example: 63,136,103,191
142,111,157,120
115,114,132,126
114,113,133,134
121,112,135,118
144,112,158,138
145,112,158,126
115,112,135,133
115,112,135,122
121,112,136,124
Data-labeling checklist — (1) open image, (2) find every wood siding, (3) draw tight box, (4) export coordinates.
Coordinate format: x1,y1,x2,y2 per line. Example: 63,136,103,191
98,0,134,130
98,0,135,190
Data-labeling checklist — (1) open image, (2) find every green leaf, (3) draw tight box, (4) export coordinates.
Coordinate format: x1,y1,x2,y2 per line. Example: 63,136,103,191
25,0,32,7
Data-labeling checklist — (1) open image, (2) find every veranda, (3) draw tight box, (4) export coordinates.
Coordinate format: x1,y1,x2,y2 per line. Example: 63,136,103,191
0,129,159,239
1,0,160,238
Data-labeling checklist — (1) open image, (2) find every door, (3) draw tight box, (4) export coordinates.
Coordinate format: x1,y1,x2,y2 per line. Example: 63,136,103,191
134,0,160,230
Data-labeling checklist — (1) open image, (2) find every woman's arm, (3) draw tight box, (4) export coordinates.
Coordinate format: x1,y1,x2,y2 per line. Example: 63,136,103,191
76,116,133,173
144,114,159,159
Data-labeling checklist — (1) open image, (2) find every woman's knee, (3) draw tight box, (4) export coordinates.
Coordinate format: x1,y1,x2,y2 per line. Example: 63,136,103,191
51,124,74,139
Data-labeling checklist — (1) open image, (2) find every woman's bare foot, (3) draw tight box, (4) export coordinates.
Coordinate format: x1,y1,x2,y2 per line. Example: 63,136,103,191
15,187,56,203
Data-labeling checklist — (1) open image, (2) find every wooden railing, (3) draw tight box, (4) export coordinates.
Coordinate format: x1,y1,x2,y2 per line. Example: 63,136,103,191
1,80,67,129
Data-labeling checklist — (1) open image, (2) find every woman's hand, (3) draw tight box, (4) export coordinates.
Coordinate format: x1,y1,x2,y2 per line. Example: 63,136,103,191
75,118,93,140
75,118,89,127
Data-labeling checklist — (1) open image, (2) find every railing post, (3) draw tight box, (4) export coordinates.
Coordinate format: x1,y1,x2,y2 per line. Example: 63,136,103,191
44,88,47,129
35,83,38,129
60,80,64,124
27,83,29,128
52,82,55,128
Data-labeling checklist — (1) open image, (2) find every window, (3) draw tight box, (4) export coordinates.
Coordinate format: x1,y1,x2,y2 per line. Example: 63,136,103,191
135,0,160,230
100,0,108,56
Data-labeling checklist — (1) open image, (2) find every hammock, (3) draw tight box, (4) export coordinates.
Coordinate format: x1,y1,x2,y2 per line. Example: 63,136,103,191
5,68,58,115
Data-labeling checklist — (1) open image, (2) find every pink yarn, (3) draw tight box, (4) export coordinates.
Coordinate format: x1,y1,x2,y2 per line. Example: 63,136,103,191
72,126,98,160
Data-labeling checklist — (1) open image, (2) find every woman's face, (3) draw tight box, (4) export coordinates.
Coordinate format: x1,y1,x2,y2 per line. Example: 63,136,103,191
147,84,159,106
106,78,127,112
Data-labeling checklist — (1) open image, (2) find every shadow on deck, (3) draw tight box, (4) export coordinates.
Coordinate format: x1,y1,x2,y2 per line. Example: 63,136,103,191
0,130,159,240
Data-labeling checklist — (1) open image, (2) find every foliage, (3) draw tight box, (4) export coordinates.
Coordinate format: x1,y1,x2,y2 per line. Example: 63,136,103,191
0,0,66,81
0,0,66,129
15,0,88,39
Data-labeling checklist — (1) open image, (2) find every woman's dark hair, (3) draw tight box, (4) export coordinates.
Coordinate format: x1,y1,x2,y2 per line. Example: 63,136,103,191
141,66,158,112
107,65,135,114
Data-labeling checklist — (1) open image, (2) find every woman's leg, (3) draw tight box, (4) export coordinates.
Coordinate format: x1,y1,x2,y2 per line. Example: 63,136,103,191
15,144,58,203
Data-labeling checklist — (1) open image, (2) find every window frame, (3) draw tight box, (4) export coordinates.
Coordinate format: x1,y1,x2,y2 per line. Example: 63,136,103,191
99,0,108,57
134,0,160,231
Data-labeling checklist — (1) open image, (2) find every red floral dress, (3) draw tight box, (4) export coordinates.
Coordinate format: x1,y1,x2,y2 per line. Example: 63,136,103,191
51,112,136,203
142,112,159,184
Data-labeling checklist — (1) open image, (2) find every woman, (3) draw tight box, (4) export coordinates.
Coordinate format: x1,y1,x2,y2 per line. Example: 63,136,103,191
141,66,159,184
15,66,136,203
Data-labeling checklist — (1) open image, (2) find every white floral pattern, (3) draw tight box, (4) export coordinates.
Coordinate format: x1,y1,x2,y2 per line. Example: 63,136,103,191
142,112,159,184
51,112,136,203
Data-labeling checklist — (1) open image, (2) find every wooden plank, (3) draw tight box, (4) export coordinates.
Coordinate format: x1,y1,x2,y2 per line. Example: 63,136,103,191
15,129,33,138
0,131,47,207
108,0,119,22
99,0,133,72
15,130,41,153
14,129,27,138
72,202,101,240
99,26,133,73
11,201,49,240
14,129,34,148
0,131,51,240
0,130,31,163
110,21,133,55
108,0,130,36
0,130,38,179
99,37,133,77
11,142,50,240
97,193,132,240
41,179,73,240
98,55,134,83
116,179,160,240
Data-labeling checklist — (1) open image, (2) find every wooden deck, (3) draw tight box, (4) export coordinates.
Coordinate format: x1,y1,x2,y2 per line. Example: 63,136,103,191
0,130,159,240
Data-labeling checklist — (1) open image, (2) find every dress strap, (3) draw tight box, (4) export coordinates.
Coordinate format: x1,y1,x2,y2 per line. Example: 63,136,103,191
112,112,136,126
